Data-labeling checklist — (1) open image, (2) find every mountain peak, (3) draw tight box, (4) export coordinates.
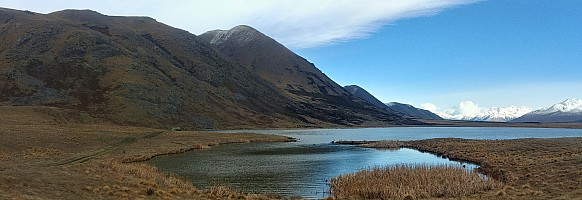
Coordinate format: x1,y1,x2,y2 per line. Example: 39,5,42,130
561,98,582,107
535,98,582,114
344,85,364,94
512,98,582,123
200,25,350,97
231,25,259,32
202,25,263,46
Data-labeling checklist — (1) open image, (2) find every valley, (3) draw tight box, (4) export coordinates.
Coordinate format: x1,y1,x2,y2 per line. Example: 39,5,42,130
1,6,581,200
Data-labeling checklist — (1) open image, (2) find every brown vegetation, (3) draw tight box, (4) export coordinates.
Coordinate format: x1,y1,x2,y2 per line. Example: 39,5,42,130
360,138,582,199
359,140,405,149
0,106,293,199
331,164,501,199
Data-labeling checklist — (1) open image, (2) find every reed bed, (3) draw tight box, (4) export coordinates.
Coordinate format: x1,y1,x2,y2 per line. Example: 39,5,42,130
359,140,406,149
330,164,502,200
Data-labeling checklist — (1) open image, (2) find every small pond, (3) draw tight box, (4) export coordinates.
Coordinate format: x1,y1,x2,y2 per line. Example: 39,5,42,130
148,127,582,198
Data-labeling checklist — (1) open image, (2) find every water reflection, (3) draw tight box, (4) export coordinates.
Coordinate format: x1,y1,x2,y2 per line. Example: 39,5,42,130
149,142,476,198
148,127,582,199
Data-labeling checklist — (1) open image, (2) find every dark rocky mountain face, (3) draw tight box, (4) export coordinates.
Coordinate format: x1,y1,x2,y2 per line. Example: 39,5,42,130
200,25,348,96
0,8,418,129
200,26,417,126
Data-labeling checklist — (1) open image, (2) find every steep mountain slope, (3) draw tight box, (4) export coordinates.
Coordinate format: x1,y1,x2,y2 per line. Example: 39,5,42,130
344,85,389,110
200,26,417,126
0,8,308,129
512,99,582,123
0,8,416,128
343,85,441,120
200,25,348,96
385,102,443,120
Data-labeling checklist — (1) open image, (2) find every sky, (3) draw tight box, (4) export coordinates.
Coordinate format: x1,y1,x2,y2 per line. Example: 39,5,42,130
1,0,581,117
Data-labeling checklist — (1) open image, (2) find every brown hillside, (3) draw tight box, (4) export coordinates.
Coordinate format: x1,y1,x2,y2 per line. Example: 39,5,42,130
200,25,417,126
0,8,417,129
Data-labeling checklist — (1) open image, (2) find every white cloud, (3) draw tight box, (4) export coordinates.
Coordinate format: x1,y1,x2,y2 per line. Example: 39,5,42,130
0,0,479,49
421,103,438,112
428,101,532,122
457,101,482,117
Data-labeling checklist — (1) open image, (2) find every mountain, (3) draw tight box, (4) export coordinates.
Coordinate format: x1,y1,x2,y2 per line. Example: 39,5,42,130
385,102,443,120
200,25,348,97
200,26,417,126
0,8,416,129
438,105,532,122
472,106,532,122
343,85,441,120
343,85,389,110
512,99,582,123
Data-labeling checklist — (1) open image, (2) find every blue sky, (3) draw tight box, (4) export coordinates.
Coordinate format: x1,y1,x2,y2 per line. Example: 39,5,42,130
2,0,580,113
296,0,582,110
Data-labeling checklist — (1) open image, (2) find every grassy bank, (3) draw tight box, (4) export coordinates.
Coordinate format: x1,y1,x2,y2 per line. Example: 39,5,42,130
353,138,582,199
331,164,501,199
0,106,293,199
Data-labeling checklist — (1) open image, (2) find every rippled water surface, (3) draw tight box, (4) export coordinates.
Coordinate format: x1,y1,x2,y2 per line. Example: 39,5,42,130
147,127,582,198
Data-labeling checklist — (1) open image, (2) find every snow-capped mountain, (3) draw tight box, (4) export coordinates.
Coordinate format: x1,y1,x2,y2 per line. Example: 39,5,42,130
471,106,533,122
531,98,582,114
512,98,582,123
437,105,532,122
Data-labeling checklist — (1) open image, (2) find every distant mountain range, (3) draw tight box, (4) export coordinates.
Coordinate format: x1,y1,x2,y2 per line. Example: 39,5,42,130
512,99,582,123
0,8,417,129
438,105,532,122
344,85,442,120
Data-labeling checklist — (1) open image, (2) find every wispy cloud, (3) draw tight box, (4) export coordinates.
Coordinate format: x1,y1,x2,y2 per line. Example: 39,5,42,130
0,0,479,49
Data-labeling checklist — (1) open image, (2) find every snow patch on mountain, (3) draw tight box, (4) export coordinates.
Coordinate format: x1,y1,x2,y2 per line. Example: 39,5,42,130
422,101,532,122
512,98,582,123
205,25,259,46
531,98,582,114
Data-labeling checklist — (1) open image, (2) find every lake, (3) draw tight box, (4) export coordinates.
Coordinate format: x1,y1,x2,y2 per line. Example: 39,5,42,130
147,127,582,199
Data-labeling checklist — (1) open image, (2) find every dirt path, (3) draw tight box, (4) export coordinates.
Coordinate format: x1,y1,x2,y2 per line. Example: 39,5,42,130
52,131,165,166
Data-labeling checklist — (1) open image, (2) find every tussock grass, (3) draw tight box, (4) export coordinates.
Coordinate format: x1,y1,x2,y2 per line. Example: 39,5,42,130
360,140,405,149
331,164,501,200
0,150,10,161
0,106,294,199
23,147,66,159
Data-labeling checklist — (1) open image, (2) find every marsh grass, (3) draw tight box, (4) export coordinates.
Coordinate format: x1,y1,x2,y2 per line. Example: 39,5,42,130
331,164,502,200
0,150,10,161
360,140,405,149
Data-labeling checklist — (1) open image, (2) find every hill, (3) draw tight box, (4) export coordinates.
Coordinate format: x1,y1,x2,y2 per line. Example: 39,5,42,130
385,102,443,120
512,99,582,123
343,85,441,120
0,8,417,129
200,26,416,126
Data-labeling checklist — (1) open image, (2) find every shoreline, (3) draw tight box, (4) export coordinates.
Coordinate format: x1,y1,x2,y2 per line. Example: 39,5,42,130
2,106,581,199
339,138,582,199
207,122,582,133
0,107,296,199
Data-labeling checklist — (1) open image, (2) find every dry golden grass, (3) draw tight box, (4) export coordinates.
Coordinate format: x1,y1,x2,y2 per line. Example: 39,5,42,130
0,106,293,199
0,150,10,161
359,140,405,149
363,138,582,199
331,164,501,199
